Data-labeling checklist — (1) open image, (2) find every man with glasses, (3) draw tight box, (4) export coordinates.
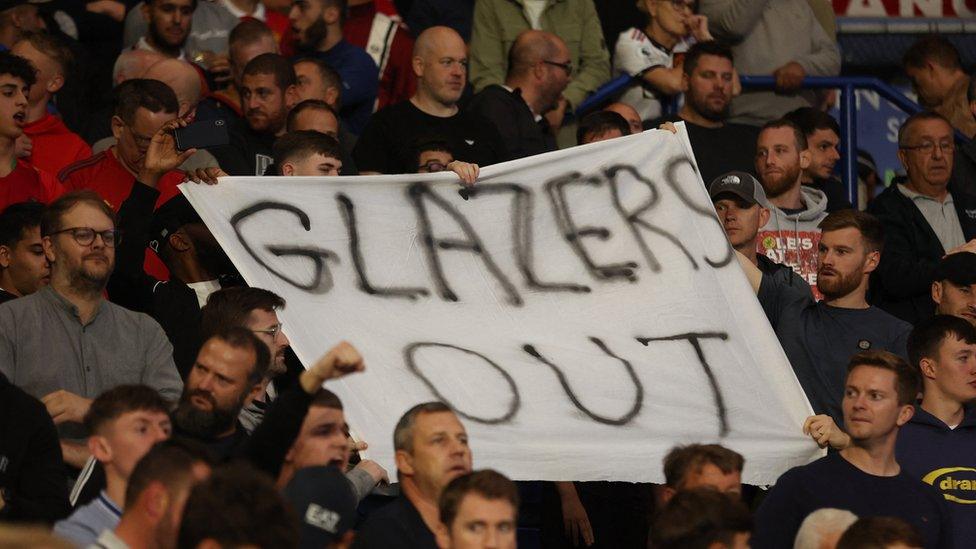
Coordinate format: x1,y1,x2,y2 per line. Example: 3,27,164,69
59,79,185,212
868,111,976,325
0,190,183,470
467,29,570,161
354,26,504,175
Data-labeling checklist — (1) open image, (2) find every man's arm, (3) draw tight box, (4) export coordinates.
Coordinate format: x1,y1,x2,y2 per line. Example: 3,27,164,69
468,0,507,93
750,473,805,549
792,12,841,77
338,52,380,113
139,318,183,402
698,0,771,42
106,182,162,312
7,400,70,523
561,0,611,110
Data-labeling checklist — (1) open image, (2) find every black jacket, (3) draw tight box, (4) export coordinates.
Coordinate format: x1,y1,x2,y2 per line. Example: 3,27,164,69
466,84,556,161
867,184,976,324
950,138,976,197
0,373,69,523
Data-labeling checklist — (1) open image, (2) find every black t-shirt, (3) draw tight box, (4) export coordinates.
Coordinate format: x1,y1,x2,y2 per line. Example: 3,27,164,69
647,115,759,185
351,495,437,549
210,118,276,177
806,176,853,212
353,100,506,174
753,453,951,549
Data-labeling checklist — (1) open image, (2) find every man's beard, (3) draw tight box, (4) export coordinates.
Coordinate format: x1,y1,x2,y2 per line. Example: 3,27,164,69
688,89,730,122
817,263,863,300
148,21,186,56
63,250,113,294
761,162,802,199
295,18,328,52
172,389,244,440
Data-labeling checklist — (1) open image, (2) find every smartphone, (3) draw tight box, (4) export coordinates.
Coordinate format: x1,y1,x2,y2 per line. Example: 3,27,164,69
173,119,230,151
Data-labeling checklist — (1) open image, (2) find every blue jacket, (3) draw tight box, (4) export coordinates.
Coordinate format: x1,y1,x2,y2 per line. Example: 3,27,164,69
896,405,976,549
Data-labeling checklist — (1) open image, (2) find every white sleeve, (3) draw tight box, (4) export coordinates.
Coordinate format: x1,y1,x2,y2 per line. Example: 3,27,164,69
613,28,671,77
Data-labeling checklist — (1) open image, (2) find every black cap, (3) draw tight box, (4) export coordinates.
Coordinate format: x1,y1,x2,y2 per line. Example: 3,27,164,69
708,171,768,207
283,466,357,549
148,194,201,253
934,252,976,286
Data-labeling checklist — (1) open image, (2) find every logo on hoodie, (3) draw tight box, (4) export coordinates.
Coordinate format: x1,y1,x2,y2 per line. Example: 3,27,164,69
922,467,976,504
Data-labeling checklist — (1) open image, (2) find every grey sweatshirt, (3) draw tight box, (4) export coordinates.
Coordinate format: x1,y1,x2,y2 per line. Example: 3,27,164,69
756,185,829,296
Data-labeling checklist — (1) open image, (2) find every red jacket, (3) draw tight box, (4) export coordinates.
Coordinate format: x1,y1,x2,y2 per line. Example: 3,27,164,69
23,113,91,177
344,1,416,109
0,160,54,210
58,149,184,212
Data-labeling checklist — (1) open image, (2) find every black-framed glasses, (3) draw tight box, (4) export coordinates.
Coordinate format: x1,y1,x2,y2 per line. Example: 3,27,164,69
899,141,955,155
49,227,121,247
543,60,574,77
252,323,284,339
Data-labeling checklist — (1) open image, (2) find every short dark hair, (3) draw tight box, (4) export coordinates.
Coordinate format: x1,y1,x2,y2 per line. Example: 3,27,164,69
286,98,339,133
178,462,299,549
759,118,808,151
907,314,976,373
783,107,841,140
577,111,630,144
817,210,885,253
414,139,453,170
903,35,962,71
229,18,274,52
124,437,214,509
0,51,36,88
394,401,452,452
242,52,297,90
663,444,744,489
17,32,74,75
83,385,171,435
205,326,272,385
846,350,920,406
112,78,178,126
897,110,952,147
650,489,753,549
836,516,925,549
200,287,285,341
311,387,343,410
40,191,116,237
293,57,342,102
439,470,519,528
0,201,44,249
272,130,341,167
682,41,733,77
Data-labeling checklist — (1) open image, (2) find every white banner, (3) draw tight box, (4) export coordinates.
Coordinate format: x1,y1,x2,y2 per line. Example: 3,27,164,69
183,124,822,484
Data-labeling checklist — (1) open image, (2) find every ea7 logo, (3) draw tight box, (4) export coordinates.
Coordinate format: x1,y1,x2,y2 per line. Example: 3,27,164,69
964,209,976,219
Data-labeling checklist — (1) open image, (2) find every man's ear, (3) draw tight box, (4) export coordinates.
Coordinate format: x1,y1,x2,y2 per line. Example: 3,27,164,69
322,5,340,25
799,149,812,170
932,281,944,304
324,86,340,109
284,84,299,109
897,148,909,172
680,71,690,93
919,357,938,381
412,56,424,79
896,403,915,427
168,231,192,253
111,115,126,142
395,449,415,477
758,206,771,228
88,435,113,464
143,481,170,522
281,162,296,176
42,235,56,264
0,244,12,269
863,250,880,274
48,73,65,94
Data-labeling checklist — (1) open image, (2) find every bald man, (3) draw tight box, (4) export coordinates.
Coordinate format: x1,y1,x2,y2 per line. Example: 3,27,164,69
112,49,166,86
466,30,570,160
604,102,643,136
353,26,505,174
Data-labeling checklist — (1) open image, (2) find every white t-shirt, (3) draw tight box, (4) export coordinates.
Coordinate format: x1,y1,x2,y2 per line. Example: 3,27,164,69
523,0,546,29
613,27,673,121
186,279,222,309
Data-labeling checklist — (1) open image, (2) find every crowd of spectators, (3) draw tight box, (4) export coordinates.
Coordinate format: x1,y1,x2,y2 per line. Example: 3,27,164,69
0,0,973,548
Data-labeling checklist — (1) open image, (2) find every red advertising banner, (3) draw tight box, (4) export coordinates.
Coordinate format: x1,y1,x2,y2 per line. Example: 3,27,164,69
833,0,975,16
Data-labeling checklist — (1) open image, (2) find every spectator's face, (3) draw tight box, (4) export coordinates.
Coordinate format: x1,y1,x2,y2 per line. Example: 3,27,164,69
648,0,694,38
843,365,913,443
816,227,877,300
144,0,194,51
289,107,339,138
539,41,572,112
241,72,289,134
11,41,61,106
604,104,642,135
684,54,733,121
805,129,840,180
230,37,278,87
0,225,50,296
681,463,742,497
92,409,171,478
44,203,116,290
245,307,290,376
416,34,467,106
287,405,351,471
113,106,176,174
177,338,260,438
417,150,453,173
282,152,342,176
905,65,942,107
756,127,807,199
713,197,769,250
897,118,954,189
397,411,472,497
933,281,976,326
921,335,976,404
289,0,330,52
0,74,28,139
294,61,339,107
439,494,517,549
